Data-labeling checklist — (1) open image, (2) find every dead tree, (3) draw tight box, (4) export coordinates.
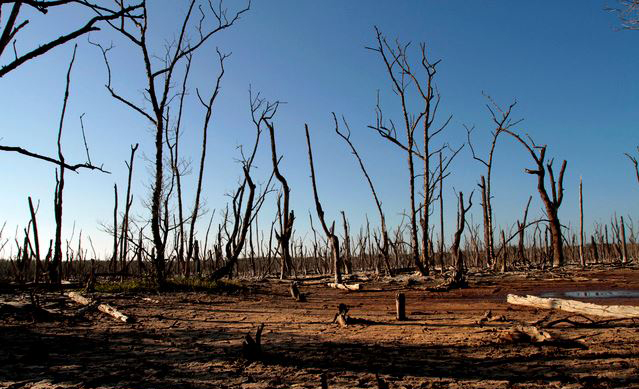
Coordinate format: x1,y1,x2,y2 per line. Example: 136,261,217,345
48,46,81,284
119,144,138,276
579,177,585,268
0,1,123,173
335,115,392,275
501,126,567,268
608,0,639,30
93,1,250,288
111,183,118,273
340,211,353,275
450,192,473,286
466,100,521,268
0,1,143,79
367,27,461,276
28,197,42,283
209,114,272,280
253,94,295,279
305,124,342,284
165,56,192,275
626,147,639,186
517,196,533,265
186,51,229,276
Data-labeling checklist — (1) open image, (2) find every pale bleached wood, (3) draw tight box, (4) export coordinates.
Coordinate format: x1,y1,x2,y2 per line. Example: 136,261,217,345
67,291,132,323
67,291,92,305
327,283,361,291
507,294,639,318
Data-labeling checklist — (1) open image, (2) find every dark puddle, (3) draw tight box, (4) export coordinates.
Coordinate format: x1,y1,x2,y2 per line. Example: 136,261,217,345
541,290,639,299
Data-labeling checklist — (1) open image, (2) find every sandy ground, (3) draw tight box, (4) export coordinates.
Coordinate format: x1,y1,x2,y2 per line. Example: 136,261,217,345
2,266,639,389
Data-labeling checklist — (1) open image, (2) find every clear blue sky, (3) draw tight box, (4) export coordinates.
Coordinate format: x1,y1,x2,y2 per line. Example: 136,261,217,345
1,1,637,257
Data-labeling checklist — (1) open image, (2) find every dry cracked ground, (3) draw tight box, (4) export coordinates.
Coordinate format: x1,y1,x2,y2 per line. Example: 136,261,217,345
2,266,639,389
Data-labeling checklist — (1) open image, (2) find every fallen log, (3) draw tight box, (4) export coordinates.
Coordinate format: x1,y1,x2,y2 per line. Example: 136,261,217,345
327,283,361,291
67,291,133,323
507,294,639,319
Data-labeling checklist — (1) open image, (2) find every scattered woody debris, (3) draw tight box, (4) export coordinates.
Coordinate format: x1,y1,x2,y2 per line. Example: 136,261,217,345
242,323,265,360
67,291,133,323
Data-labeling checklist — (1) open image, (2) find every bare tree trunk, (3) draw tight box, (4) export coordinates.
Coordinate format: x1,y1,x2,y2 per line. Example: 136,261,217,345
111,184,118,274
517,196,532,265
579,176,585,268
50,47,77,285
187,54,226,275
335,115,391,275
439,151,445,272
263,112,294,279
503,129,567,267
28,197,41,283
621,216,628,264
118,144,138,277
305,124,341,284
500,230,507,273
451,192,473,284
479,176,493,268
341,211,353,275
591,235,599,263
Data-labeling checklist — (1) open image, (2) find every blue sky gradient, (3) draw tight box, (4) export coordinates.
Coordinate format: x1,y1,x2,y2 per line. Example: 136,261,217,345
0,0,637,257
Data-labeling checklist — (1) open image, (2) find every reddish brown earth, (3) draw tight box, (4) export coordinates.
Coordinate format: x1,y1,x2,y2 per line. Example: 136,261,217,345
2,265,639,389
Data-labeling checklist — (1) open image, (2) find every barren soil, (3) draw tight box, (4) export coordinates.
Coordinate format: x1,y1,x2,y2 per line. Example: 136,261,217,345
2,266,639,389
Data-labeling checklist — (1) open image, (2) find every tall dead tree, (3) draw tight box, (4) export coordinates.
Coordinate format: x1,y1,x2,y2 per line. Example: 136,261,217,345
94,1,250,288
48,46,79,284
305,124,342,284
466,100,521,268
111,183,118,273
119,143,139,275
368,27,460,276
502,129,568,268
335,114,392,275
186,50,229,275
209,129,269,280
253,94,295,279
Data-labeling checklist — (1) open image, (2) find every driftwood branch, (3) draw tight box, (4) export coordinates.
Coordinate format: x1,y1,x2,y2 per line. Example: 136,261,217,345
67,291,133,323
507,294,639,318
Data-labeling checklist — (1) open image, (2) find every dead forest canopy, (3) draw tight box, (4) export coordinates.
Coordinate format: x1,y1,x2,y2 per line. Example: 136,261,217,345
0,1,638,291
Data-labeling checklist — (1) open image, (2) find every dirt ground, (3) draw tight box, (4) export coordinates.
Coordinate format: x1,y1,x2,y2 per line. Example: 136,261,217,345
2,266,639,389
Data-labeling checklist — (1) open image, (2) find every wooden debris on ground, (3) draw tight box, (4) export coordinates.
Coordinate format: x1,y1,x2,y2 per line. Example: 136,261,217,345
67,291,133,323
499,325,552,344
327,283,361,291
320,372,328,389
499,325,588,349
332,303,350,327
289,281,306,302
533,313,639,328
396,292,406,321
427,273,468,292
477,310,508,326
242,323,265,360
507,294,639,318
331,303,376,327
